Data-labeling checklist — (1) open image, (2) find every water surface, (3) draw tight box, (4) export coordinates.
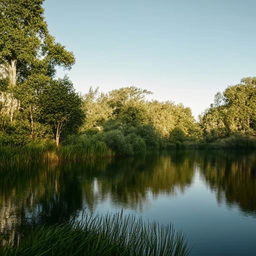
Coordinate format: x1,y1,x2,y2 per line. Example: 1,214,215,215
1,150,256,255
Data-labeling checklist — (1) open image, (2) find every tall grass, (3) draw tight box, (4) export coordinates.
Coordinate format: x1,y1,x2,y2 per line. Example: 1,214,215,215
0,213,189,256
0,143,53,168
60,134,114,160
59,142,114,160
0,139,113,166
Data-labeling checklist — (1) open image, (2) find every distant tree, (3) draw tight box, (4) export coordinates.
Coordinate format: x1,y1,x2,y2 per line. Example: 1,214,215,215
118,101,148,127
81,88,112,131
213,92,225,107
81,86,198,147
107,87,151,115
200,77,256,139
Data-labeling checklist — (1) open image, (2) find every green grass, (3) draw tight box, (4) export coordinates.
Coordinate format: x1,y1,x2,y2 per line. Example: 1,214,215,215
0,213,189,256
59,143,114,160
0,140,113,166
0,143,51,167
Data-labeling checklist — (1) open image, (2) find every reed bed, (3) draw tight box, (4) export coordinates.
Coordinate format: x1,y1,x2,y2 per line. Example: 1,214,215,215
0,213,189,256
0,145,48,168
0,142,113,168
59,142,114,161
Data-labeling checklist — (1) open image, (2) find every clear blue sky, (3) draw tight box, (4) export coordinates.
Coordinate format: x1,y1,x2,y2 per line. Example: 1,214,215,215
44,0,256,118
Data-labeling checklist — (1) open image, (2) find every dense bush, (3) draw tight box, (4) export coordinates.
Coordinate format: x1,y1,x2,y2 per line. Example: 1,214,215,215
137,125,160,150
125,133,146,155
104,130,133,156
169,128,187,144
213,135,256,149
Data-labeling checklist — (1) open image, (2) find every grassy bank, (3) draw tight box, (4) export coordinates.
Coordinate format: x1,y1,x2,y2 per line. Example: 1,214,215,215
0,134,255,165
0,213,189,256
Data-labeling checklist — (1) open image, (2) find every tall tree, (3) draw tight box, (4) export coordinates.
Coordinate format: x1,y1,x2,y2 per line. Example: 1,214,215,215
39,78,83,146
0,0,75,121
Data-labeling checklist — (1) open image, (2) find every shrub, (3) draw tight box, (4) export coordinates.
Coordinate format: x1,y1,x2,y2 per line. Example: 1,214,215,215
125,133,146,155
169,128,187,143
104,130,133,156
137,125,160,150
214,134,256,148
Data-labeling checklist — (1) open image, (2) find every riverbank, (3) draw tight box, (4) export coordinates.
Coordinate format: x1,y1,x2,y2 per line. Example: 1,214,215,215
1,134,255,165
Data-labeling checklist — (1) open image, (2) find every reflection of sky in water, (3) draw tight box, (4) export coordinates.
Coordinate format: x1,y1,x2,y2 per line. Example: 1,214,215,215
89,167,256,256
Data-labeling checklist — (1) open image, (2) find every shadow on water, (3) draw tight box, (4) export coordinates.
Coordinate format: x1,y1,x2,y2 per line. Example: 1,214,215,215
0,150,256,246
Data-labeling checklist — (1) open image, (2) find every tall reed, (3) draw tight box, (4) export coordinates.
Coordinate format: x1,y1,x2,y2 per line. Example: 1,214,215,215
59,142,114,160
0,213,189,256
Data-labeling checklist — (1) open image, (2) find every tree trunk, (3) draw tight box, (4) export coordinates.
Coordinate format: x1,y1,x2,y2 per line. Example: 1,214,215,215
56,134,60,147
55,122,62,147
8,60,17,87
8,60,17,122
29,105,34,138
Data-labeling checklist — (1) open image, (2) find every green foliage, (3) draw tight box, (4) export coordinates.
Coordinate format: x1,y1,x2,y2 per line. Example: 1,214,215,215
0,213,189,256
0,120,31,146
210,135,256,149
38,78,84,145
0,77,8,91
0,0,78,146
125,133,146,155
169,128,187,143
137,125,161,150
0,142,54,169
80,88,112,132
107,86,151,116
201,77,256,141
80,86,198,154
82,87,200,155
0,0,74,81
104,130,133,156
1,0,255,153
119,102,148,126
61,134,112,159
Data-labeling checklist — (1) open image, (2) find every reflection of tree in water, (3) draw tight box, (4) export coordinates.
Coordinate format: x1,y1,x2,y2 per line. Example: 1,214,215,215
1,150,256,245
78,151,196,210
30,169,83,225
198,151,256,216
0,160,84,245
0,162,60,245
0,157,113,245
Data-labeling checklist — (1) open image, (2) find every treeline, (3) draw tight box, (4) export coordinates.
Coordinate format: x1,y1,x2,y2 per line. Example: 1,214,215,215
200,78,256,141
64,86,200,156
0,0,256,155
65,80,256,156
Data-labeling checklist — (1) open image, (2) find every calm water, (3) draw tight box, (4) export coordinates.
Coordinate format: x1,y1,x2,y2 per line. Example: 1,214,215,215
1,150,256,255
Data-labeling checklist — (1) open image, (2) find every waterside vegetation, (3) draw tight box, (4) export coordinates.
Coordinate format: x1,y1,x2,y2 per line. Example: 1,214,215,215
1,1,256,156
1,1,256,256
0,213,189,256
